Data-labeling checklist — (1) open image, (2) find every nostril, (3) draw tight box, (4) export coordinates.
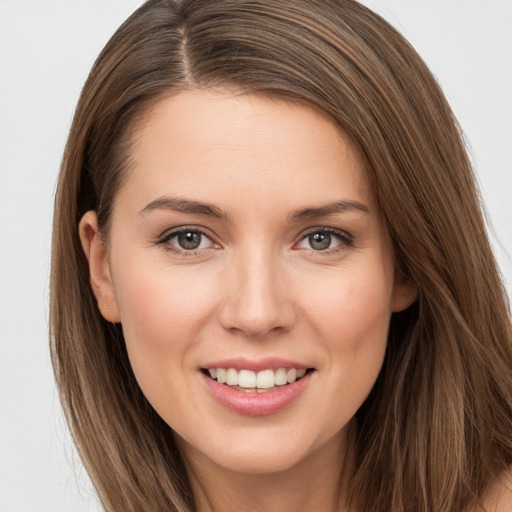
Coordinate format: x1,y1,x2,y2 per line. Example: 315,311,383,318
217,274,296,338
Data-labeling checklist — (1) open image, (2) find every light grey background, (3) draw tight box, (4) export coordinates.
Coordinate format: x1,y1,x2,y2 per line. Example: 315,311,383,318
0,1,510,511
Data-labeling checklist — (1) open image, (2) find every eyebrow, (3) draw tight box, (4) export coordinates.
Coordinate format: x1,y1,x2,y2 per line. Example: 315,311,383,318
139,196,228,219
288,200,371,221
138,196,370,221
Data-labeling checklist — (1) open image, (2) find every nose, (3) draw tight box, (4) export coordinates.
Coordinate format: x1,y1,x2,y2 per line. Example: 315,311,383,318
218,246,296,339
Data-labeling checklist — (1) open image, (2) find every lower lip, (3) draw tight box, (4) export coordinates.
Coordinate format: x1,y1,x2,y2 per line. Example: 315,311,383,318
201,371,313,416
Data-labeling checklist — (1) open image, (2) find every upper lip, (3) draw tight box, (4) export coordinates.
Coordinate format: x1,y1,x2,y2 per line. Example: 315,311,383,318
201,357,312,372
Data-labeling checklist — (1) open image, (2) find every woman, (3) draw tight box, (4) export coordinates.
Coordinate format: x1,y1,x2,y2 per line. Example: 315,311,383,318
50,0,512,510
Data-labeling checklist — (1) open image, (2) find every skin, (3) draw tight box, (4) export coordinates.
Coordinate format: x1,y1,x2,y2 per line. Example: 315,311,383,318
80,89,418,511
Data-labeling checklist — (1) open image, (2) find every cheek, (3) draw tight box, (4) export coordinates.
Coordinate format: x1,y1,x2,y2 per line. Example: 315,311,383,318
342,280,392,348
302,261,393,344
114,259,215,337
324,279,391,414
300,260,393,394
110,258,218,389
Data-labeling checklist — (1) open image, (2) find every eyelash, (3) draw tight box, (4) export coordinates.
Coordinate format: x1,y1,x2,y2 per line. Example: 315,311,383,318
295,227,354,254
155,226,354,256
156,226,218,257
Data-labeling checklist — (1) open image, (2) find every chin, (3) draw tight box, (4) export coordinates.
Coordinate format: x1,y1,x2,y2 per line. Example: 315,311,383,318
175,421,346,477
217,448,308,475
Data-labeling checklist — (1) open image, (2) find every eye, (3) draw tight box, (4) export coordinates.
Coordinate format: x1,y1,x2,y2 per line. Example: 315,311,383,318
157,227,218,253
173,231,208,250
295,229,353,251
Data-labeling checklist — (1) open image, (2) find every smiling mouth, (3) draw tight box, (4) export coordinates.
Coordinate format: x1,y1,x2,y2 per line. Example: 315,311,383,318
201,367,315,393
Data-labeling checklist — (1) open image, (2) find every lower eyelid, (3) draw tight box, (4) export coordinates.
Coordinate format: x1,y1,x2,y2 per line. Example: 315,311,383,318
170,231,215,249
296,229,354,249
155,227,353,253
157,227,211,243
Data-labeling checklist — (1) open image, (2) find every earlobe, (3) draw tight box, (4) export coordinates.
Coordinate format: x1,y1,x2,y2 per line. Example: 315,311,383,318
78,211,121,323
391,269,418,313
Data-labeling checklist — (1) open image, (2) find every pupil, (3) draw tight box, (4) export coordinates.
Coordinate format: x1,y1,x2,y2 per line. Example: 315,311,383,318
178,232,201,250
310,232,331,250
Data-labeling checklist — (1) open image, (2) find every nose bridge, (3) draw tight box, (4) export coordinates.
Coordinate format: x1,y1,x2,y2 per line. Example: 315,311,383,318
219,240,294,338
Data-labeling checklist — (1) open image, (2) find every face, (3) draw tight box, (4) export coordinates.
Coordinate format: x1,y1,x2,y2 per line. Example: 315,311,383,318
81,89,416,477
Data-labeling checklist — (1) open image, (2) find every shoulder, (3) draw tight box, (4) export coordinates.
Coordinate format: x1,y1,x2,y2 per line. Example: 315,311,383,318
479,469,512,512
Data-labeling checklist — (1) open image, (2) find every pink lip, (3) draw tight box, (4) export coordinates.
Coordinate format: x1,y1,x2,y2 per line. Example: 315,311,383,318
201,357,311,372
201,370,313,417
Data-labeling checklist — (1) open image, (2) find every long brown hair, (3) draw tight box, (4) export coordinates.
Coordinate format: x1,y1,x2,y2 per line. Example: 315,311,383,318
50,1,512,510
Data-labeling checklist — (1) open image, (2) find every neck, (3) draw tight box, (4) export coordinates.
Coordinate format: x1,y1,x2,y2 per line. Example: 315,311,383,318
180,421,356,512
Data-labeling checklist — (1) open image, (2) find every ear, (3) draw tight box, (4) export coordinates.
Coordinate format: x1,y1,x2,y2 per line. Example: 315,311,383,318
79,211,121,323
391,268,418,313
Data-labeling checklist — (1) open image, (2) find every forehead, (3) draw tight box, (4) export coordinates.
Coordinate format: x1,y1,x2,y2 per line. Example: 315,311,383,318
119,89,373,215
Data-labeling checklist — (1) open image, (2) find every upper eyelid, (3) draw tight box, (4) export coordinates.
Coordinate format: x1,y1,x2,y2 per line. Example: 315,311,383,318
294,227,355,252
298,226,353,240
154,225,353,247
156,227,219,256
157,225,215,242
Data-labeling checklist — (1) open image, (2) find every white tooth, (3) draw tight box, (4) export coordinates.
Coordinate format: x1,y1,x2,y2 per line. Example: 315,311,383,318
226,368,239,386
238,369,256,388
275,368,288,386
208,368,217,379
287,368,297,383
297,368,306,378
216,368,227,384
256,369,275,389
